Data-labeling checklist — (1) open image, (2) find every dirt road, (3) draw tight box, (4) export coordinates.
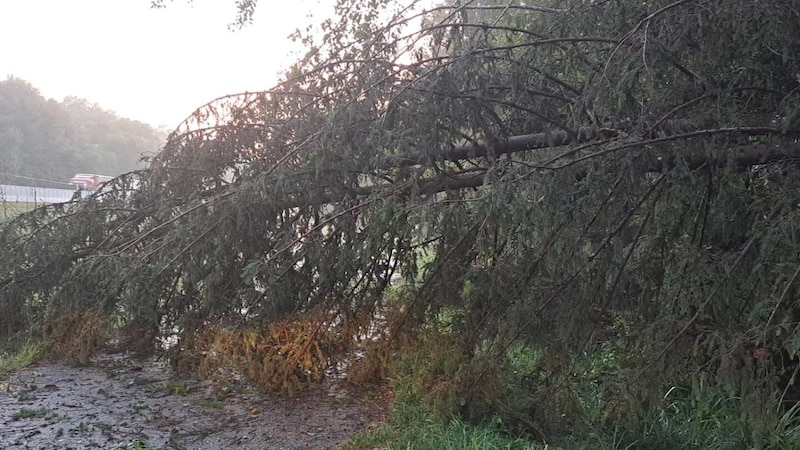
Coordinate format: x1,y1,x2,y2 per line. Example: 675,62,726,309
0,353,387,449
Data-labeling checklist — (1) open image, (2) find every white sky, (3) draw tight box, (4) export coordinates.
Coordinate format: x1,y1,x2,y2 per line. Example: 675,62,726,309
0,0,333,128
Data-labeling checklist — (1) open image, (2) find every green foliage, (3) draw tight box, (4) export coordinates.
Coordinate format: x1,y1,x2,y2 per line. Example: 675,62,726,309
560,393,800,450
354,371,800,449
390,329,469,424
4,0,800,446
344,408,543,450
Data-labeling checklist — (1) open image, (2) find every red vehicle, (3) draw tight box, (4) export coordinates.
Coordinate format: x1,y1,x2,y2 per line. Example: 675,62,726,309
69,173,114,190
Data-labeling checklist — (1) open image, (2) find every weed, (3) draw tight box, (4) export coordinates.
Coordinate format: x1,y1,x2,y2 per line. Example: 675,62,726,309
16,391,35,401
110,438,162,450
343,408,546,450
94,421,114,434
131,402,149,414
0,341,42,378
72,421,90,434
182,315,333,395
390,329,468,423
161,380,188,395
44,309,109,364
11,407,51,420
549,389,800,450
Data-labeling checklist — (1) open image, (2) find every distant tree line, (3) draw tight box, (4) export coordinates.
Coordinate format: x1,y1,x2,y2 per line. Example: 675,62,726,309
0,77,165,188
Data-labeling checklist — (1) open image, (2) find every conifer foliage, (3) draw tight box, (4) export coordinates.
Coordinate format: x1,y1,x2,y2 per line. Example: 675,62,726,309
3,0,800,428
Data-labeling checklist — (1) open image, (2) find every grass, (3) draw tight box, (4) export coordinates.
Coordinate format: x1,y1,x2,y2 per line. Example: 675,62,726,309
344,395,800,450
11,407,67,421
0,201,39,221
161,380,189,395
344,401,548,450
12,407,53,420
343,417,546,450
342,333,800,450
0,340,42,378
624,394,800,450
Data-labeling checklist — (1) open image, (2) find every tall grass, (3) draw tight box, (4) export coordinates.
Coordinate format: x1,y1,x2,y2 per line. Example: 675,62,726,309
343,410,545,450
0,201,39,222
0,341,42,378
343,332,800,450
346,393,800,450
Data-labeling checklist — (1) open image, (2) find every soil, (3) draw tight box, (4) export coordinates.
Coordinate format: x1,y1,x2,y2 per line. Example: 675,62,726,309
0,352,390,449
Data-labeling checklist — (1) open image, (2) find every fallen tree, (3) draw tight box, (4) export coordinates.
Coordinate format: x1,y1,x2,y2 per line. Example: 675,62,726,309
3,0,800,439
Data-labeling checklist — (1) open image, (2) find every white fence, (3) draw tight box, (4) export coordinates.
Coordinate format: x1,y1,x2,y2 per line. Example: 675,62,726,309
0,184,84,204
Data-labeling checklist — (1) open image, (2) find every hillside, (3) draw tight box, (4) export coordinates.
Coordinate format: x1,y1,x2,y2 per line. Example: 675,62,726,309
0,77,166,188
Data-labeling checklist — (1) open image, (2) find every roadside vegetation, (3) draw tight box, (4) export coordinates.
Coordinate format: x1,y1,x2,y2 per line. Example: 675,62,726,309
2,0,800,448
344,328,800,449
0,341,41,378
0,201,38,222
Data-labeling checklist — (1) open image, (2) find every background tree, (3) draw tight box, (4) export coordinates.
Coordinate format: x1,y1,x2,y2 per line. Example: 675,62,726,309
0,77,165,188
150,0,258,27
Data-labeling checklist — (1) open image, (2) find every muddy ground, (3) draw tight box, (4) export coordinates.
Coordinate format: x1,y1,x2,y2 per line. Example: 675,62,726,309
0,352,389,449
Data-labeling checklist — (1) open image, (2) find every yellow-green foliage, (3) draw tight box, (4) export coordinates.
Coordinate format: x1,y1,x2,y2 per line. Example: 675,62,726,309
346,299,416,385
347,339,395,385
0,201,38,222
0,341,42,378
44,309,109,364
184,315,331,395
391,329,469,422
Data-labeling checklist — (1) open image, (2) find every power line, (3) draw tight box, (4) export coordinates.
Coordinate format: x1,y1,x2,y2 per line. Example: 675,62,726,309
0,172,74,187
